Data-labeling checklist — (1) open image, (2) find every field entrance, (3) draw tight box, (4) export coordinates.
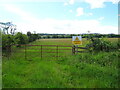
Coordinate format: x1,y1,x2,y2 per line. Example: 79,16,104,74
23,44,72,60
4,44,88,60
2,38,119,88
3,38,88,60
4,44,72,61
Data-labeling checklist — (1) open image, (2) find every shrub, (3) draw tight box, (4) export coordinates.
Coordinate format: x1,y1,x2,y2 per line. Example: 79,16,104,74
2,34,14,50
27,31,39,42
86,37,119,52
14,32,28,47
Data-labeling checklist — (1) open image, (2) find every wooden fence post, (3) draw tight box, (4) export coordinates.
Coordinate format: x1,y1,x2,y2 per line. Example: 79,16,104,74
76,45,78,54
72,45,75,55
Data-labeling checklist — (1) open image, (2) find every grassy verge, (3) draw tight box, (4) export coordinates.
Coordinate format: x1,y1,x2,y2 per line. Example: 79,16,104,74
2,38,119,88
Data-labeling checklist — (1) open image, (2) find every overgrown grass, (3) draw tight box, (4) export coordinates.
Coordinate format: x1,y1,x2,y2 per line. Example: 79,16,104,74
2,38,119,88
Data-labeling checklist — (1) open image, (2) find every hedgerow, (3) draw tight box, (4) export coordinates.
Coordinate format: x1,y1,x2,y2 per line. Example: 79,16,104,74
86,36,119,52
2,32,38,50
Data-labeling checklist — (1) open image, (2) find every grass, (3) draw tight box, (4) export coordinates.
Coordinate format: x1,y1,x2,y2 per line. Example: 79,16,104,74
2,38,119,88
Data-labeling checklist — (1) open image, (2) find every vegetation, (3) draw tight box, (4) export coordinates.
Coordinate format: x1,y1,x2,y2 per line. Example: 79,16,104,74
0,22,16,35
14,32,29,46
38,33,120,39
2,31,39,50
2,38,119,88
1,26,119,88
27,31,39,42
2,34,14,50
86,36,120,52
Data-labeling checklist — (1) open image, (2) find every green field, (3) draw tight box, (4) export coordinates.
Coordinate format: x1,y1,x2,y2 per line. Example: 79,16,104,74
2,38,119,88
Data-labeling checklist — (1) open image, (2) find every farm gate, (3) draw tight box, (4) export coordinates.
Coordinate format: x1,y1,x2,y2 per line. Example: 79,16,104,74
3,44,88,60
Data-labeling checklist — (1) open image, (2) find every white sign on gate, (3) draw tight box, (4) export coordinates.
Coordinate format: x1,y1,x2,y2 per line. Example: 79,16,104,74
72,36,82,45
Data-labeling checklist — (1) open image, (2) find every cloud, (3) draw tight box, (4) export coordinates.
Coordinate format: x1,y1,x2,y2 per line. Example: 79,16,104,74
83,0,119,9
16,18,118,34
63,0,75,6
69,0,74,5
1,0,70,3
2,3,117,34
107,0,119,4
98,17,105,20
84,0,105,9
76,7,84,16
64,2,68,6
1,0,119,3
87,13,93,16
3,4,39,22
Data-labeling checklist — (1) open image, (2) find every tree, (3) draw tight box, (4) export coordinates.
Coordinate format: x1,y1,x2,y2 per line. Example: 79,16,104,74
52,35,58,38
27,31,38,42
27,31,32,37
0,22,16,35
32,34,39,41
14,32,28,47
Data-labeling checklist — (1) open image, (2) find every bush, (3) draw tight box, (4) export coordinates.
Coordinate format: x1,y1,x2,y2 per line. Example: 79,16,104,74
86,37,119,52
2,34,14,50
27,31,39,42
14,32,28,47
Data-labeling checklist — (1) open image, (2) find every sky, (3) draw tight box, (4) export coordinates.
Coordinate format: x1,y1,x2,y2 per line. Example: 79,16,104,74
0,0,119,34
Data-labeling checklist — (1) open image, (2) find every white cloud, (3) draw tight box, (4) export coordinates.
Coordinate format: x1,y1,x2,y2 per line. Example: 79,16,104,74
2,3,118,34
87,13,93,16
98,17,105,20
83,0,119,9
76,7,84,16
64,2,68,6
106,0,119,4
69,0,74,5
1,0,119,3
16,19,117,34
1,0,70,3
84,0,105,9
3,4,39,22
63,0,75,6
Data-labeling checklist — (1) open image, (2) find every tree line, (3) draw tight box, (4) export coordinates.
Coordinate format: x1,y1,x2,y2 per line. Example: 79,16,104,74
1,22,119,53
2,31,39,50
2,31,120,50
38,33,120,39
